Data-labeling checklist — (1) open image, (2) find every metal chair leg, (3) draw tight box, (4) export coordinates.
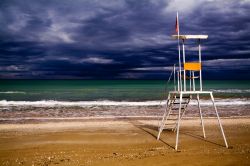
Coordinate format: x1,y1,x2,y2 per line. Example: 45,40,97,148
175,93,182,151
197,94,206,138
210,92,229,148
157,94,171,140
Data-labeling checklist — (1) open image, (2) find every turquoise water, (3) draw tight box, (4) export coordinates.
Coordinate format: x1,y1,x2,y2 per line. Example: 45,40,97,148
0,80,249,101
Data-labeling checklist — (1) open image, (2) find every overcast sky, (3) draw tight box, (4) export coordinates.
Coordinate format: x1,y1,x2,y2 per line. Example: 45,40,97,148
0,0,249,79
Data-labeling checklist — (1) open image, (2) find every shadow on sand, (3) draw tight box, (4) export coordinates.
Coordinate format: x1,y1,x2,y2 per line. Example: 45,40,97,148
128,119,228,150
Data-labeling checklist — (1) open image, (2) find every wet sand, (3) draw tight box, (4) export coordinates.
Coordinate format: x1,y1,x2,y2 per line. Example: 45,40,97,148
0,118,249,166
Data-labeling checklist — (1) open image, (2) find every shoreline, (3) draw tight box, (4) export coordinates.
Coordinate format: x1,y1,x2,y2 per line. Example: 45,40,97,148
0,117,250,131
1,116,250,125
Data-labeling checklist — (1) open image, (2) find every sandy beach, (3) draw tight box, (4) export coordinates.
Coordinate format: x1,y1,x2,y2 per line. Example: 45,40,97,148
0,117,249,166
1,0,250,165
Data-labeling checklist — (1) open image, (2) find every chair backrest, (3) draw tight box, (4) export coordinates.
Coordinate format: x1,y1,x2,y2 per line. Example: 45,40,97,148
184,62,201,71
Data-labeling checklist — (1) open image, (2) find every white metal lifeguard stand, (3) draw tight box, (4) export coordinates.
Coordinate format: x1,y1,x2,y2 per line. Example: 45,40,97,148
157,13,229,151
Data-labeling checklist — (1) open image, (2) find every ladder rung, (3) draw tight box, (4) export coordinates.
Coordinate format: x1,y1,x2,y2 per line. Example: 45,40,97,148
165,122,176,125
171,107,185,110
173,102,189,104
167,118,178,120
169,113,179,115
163,127,174,130
175,96,190,99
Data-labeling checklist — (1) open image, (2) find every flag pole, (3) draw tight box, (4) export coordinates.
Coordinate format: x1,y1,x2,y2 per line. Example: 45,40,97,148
177,12,182,91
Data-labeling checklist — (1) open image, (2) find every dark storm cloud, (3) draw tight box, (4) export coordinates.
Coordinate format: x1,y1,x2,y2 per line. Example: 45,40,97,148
0,0,249,79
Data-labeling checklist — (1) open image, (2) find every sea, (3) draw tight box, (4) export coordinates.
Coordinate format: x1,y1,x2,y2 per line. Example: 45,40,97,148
0,80,249,123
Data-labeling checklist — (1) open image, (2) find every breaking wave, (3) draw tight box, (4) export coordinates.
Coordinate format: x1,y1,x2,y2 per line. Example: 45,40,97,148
0,98,249,107
0,91,26,94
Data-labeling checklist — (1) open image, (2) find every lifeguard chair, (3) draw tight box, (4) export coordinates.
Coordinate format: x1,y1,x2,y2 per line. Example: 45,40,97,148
157,13,229,151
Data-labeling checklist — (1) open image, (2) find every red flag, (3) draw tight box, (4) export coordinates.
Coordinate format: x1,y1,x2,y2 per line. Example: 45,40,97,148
175,15,178,33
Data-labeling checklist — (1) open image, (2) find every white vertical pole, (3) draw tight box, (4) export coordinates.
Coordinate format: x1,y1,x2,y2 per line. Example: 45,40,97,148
177,72,180,91
175,93,182,151
174,65,176,91
177,12,182,92
210,92,229,148
192,71,195,91
189,71,191,91
198,39,202,91
182,39,186,91
197,94,206,138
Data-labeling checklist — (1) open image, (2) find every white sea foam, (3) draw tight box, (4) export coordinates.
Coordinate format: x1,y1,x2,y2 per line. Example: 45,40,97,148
0,116,160,121
188,98,250,106
0,98,249,107
0,91,26,94
0,100,163,107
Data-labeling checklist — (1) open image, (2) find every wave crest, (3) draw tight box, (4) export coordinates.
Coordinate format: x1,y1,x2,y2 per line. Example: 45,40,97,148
0,99,249,107
0,91,26,94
